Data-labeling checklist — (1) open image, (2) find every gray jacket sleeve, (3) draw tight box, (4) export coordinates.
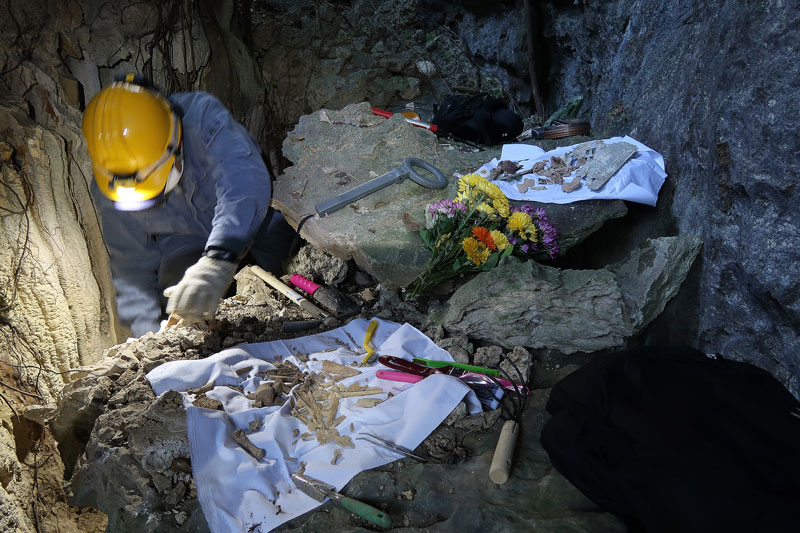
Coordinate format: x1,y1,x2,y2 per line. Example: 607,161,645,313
181,93,271,255
93,190,162,337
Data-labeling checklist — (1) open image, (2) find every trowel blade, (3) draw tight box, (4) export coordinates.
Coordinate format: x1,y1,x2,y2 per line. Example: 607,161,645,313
291,473,335,503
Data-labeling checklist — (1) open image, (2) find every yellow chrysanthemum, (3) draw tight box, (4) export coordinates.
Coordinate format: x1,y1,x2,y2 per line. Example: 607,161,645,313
478,247,491,264
458,173,482,194
462,237,479,262
508,211,532,233
462,237,490,266
493,197,510,218
484,181,504,200
476,202,496,217
456,188,480,205
526,228,539,243
490,230,510,251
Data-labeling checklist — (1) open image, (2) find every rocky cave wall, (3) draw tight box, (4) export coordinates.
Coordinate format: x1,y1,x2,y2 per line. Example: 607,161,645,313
0,0,264,529
1,2,119,530
536,0,799,395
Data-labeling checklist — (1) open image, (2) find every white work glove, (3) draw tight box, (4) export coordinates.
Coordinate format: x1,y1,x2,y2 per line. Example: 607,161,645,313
164,256,236,318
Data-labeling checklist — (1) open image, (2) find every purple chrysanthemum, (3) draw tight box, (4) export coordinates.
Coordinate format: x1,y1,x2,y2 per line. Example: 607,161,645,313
429,199,466,220
510,204,560,258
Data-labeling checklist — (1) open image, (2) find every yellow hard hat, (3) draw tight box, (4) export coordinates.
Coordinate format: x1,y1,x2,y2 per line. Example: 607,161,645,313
82,76,181,210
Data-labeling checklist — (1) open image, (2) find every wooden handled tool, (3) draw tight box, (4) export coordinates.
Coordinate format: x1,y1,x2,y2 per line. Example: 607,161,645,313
488,356,531,484
489,419,520,484
250,266,329,320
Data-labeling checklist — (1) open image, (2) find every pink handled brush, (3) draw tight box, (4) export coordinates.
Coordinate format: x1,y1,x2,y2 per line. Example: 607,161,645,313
289,274,360,316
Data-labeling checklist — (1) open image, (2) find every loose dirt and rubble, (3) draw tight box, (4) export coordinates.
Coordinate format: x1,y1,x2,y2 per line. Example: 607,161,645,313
47,243,623,532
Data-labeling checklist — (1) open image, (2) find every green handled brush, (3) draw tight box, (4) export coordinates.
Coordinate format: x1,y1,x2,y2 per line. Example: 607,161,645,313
412,356,500,377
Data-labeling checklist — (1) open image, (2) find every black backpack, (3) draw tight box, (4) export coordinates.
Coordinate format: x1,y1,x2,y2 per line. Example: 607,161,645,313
432,94,523,146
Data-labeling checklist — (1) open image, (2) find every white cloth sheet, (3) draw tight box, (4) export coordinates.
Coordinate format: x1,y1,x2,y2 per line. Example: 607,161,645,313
479,136,667,206
146,318,477,533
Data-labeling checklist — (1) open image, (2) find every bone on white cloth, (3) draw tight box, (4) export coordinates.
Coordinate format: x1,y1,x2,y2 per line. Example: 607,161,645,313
146,318,479,533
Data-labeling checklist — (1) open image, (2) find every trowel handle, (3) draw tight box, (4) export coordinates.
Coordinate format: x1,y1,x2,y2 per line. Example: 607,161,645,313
250,266,329,320
339,496,393,529
489,419,519,484
289,274,320,295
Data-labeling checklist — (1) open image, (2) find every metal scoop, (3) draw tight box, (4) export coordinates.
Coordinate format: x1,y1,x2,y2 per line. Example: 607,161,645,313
315,157,447,217
290,473,392,528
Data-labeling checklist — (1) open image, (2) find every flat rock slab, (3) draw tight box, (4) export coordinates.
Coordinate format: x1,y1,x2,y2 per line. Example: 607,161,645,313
435,236,702,354
569,140,638,191
273,103,627,287
435,260,632,354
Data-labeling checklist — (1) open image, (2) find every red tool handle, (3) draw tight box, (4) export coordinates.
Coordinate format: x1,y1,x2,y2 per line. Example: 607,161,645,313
371,107,394,119
377,355,438,377
371,107,438,133
289,274,320,295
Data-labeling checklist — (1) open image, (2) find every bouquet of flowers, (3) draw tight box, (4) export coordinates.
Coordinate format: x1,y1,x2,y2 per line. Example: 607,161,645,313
404,173,560,299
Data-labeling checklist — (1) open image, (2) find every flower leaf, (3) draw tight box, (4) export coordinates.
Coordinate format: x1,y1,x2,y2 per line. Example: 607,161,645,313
418,228,433,248
483,253,500,270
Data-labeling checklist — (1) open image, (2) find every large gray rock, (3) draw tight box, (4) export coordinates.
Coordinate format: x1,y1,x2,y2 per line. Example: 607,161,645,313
70,388,207,533
436,260,630,354
274,102,495,287
59,330,215,532
608,235,703,331
273,103,627,287
436,236,702,353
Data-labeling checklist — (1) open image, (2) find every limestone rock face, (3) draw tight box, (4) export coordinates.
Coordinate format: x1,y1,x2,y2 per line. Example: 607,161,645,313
539,0,800,393
54,329,217,533
437,236,702,353
70,389,206,533
0,101,117,398
0,2,120,528
0,42,119,397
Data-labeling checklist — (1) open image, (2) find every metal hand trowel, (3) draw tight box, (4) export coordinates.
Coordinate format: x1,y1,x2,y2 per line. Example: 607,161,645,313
291,473,392,528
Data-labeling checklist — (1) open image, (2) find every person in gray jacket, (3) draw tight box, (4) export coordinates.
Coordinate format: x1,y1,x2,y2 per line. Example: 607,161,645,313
82,75,294,337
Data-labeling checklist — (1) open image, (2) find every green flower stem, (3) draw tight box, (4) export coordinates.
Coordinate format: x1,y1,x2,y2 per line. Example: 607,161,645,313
406,188,506,299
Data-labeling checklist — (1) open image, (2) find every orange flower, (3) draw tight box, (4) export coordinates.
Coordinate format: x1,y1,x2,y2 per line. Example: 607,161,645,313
471,226,496,250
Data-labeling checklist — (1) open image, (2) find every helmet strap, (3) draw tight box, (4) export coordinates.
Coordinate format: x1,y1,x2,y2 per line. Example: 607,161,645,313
164,148,184,194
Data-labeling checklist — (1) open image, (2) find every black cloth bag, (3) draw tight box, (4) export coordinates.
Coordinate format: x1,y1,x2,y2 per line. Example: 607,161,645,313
431,94,523,146
540,345,800,533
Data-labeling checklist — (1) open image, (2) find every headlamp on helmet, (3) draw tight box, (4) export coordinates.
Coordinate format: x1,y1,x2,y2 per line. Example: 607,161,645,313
82,76,183,211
